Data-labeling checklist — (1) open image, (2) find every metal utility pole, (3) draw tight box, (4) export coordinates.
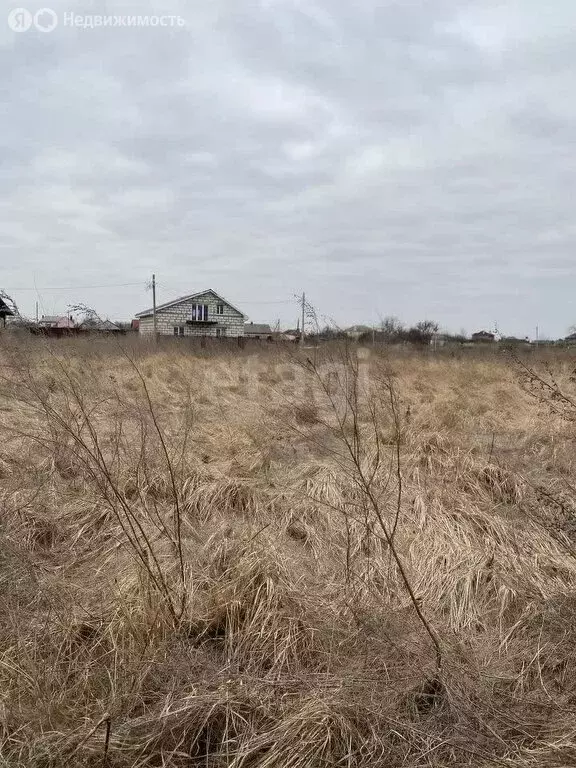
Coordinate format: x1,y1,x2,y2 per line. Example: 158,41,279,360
300,292,305,347
152,273,157,337
536,325,539,344
35,301,39,324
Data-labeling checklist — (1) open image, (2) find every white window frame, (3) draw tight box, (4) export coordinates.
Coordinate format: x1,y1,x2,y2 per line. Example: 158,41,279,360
216,304,224,315
191,304,209,322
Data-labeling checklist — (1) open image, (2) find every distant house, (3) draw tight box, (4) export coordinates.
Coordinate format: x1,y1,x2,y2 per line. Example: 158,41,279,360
39,315,75,329
471,330,495,343
244,322,273,340
78,318,124,333
564,332,576,344
0,297,14,328
281,329,300,343
30,315,77,337
346,325,372,340
135,289,245,338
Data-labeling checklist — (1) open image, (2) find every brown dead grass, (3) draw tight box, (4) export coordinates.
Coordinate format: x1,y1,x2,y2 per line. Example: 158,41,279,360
1,335,576,766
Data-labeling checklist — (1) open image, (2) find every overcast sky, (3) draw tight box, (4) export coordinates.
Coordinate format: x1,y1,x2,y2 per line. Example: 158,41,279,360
2,1,576,336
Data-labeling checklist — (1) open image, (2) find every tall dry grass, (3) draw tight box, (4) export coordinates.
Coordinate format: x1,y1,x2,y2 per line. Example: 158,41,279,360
1,334,576,766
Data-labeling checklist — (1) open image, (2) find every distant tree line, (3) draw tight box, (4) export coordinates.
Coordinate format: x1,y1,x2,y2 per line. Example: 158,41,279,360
307,317,466,346
363,317,440,345
357,317,468,346
306,317,470,346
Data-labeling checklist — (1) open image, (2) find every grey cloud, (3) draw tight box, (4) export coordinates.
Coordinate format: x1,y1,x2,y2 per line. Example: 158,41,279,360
2,0,576,336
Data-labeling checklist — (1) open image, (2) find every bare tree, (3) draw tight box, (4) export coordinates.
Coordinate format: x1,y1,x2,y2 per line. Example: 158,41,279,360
379,315,404,340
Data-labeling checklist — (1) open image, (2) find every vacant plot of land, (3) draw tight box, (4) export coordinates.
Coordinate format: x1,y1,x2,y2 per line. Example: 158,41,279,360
1,337,576,767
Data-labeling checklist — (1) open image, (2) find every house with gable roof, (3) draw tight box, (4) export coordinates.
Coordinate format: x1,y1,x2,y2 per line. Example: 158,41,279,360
135,289,246,338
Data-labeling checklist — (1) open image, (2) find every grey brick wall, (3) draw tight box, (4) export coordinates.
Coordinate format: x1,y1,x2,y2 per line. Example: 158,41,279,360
138,292,245,337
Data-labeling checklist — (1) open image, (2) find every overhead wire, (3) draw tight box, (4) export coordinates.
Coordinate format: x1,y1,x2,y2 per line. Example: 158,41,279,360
8,281,146,291
6,281,297,304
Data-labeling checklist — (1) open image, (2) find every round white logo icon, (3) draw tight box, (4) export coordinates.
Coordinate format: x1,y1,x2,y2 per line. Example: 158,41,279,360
7,8,32,31
7,7,58,32
34,8,58,32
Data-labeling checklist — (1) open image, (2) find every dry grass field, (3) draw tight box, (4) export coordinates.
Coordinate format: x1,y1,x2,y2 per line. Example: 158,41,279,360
1,335,576,767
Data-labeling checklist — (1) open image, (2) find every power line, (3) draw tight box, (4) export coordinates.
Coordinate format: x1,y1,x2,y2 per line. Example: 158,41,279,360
7,282,296,304
8,281,146,291
231,299,295,305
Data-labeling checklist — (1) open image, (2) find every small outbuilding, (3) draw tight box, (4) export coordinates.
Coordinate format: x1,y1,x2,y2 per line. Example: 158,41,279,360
244,322,273,340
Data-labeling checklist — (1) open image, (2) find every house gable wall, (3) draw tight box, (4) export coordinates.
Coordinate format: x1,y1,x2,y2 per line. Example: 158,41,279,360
138,292,245,337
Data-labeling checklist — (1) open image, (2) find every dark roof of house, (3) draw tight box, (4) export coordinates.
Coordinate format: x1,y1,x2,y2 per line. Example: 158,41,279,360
0,298,15,317
565,332,576,341
79,319,122,332
136,289,245,319
244,323,273,335
471,330,495,338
